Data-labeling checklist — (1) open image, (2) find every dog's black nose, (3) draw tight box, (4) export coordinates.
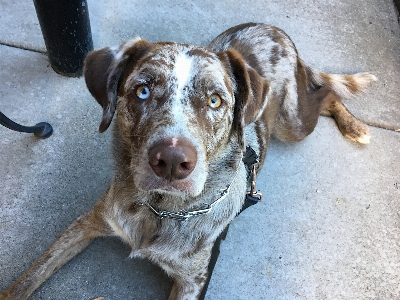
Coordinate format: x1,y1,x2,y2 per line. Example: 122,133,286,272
148,138,197,181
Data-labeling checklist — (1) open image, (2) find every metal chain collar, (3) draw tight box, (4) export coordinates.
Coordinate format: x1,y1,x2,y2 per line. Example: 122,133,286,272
141,146,262,221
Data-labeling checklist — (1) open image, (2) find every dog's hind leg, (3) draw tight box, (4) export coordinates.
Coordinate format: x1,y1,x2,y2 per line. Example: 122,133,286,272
273,59,376,144
312,69,377,144
318,88,372,144
0,208,110,300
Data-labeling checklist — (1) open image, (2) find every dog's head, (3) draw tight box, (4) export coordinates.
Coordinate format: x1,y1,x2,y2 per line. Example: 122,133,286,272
84,38,269,197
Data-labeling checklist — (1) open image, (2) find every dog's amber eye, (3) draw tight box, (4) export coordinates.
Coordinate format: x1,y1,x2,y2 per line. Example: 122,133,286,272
135,85,151,100
207,94,222,108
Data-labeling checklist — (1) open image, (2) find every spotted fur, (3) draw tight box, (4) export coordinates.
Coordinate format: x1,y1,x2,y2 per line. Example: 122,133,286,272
0,23,376,300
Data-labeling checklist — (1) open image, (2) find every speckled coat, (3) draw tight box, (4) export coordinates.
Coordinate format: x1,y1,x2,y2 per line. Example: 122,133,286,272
0,23,375,300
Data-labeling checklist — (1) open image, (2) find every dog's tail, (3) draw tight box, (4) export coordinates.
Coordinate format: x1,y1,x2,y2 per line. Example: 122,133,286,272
301,62,377,144
304,64,377,99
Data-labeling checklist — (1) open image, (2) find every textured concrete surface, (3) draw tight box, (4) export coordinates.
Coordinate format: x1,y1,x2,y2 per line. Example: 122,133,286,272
0,1,44,52
0,0,399,299
208,120,400,299
2,0,400,128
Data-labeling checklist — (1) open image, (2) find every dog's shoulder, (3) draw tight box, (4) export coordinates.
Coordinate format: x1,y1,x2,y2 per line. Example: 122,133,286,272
208,22,298,73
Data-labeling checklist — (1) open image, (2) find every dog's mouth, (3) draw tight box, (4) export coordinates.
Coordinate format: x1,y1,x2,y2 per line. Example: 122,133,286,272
136,175,201,197
154,181,193,195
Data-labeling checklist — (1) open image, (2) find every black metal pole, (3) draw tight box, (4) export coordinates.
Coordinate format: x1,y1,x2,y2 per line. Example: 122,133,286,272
33,0,93,77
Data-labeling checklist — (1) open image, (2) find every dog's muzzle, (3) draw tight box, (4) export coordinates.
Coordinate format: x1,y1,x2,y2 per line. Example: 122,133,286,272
148,138,198,182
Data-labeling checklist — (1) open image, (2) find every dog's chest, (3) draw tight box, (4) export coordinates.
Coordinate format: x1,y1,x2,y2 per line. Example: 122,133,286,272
108,209,217,265
105,161,249,258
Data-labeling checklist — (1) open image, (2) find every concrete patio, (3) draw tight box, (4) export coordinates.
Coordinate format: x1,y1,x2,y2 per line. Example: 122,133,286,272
0,0,399,299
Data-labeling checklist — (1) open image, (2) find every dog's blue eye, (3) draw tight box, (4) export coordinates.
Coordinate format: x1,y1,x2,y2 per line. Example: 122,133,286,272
135,85,151,100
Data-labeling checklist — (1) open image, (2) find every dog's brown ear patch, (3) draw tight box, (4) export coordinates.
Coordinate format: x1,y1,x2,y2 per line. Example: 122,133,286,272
219,49,269,148
84,39,151,132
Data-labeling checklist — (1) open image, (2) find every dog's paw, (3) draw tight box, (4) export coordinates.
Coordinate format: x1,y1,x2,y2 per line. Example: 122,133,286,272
340,118,371,144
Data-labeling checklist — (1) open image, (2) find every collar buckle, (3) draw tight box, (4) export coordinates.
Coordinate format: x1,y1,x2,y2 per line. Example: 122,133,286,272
242,146,263,210
246,164,263,202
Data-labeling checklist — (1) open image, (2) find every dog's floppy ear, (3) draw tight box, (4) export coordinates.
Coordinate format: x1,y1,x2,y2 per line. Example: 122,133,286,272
84,38,151,132
218,49,270,149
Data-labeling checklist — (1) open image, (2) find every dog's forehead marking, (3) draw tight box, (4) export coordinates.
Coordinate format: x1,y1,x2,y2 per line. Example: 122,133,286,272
174,52,193,98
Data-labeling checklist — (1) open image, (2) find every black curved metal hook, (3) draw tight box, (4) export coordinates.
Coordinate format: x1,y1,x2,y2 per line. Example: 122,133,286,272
0,111,53,139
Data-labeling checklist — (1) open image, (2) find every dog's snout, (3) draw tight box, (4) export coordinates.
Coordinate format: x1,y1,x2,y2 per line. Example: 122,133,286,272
148,139,197,181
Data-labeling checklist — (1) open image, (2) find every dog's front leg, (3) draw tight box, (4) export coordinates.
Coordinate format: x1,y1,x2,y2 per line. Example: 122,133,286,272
167,248,211,300
0,209,110,300
168,273,208,300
